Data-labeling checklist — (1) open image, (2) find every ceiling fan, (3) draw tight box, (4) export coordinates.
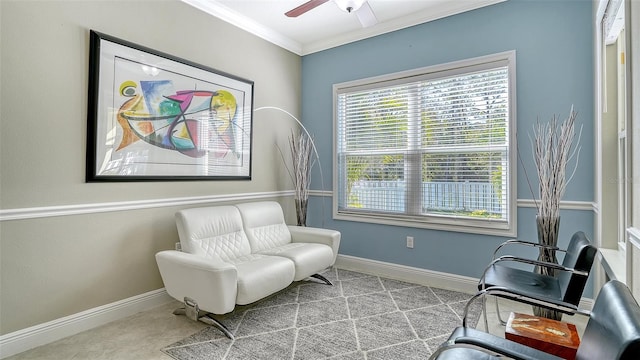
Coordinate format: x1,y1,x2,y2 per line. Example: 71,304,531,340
285,0,378,28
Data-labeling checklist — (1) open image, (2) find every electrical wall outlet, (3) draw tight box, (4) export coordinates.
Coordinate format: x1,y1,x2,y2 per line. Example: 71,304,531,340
406,236,414,249
175,242,182,251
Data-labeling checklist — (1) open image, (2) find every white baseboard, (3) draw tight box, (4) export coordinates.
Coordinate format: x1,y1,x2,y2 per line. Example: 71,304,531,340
334,254,595,310
335,254,480,294
0,289,173,359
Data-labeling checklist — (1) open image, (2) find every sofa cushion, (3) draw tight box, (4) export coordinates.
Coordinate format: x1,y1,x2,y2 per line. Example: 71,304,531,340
258,243,334,281
236,201,292,251
228,254,295,305
176,206,251,262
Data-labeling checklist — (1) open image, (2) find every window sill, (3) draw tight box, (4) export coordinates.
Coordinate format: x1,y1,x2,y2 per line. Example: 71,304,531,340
333,211,516,237
598,248,626,283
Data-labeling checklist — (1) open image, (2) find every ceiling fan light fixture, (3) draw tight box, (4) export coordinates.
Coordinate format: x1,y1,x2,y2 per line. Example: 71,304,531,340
333,0,366,13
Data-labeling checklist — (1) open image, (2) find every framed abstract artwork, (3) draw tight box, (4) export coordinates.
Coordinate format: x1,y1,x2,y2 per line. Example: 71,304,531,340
86,30,253,181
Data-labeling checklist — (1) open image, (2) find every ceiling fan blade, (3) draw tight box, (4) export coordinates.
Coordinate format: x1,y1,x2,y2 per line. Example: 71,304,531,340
285,0,330,17
355,2,378,27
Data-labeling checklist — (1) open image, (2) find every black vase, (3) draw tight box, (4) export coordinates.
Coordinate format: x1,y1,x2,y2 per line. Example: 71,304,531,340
295,198,308,226
533,215,562,320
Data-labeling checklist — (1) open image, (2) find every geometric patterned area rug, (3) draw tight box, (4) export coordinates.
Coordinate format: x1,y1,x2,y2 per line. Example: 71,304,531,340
162,268,482,360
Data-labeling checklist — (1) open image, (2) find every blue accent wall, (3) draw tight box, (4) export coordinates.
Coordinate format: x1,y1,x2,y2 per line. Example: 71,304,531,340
302,0,594,283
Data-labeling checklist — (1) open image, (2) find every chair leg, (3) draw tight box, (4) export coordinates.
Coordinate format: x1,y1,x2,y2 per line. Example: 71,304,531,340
310,273,333,285
494,297,507,325
482,295,490,333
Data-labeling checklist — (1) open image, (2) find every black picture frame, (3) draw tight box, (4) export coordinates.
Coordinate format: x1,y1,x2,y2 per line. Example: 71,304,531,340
86,30,254,182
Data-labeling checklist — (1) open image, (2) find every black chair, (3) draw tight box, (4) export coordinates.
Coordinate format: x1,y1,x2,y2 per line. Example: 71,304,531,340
430,280,640,360
478,231,597,329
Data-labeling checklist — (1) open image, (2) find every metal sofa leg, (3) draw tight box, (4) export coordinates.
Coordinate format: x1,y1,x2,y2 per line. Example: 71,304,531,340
310,273,333,285
200,314,235,340
173,297,235,340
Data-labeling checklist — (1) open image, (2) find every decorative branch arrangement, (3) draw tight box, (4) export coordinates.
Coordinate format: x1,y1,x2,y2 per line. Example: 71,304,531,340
527,106,581,320
279,130,316,226
256,106,326,227
531,106,581,222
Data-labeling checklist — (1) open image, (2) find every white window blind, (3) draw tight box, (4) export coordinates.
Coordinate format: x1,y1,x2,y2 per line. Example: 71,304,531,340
333,52,516,236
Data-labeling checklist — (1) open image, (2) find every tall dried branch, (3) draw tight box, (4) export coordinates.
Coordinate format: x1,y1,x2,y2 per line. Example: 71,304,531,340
289,130,314,202
276,130,316,200
530,106,581,220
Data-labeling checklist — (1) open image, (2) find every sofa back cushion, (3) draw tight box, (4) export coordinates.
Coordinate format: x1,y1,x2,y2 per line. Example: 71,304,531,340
236,201,292,252
175,205,251,262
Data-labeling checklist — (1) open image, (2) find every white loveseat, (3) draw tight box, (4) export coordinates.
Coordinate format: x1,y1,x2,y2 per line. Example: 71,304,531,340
155,201,340,338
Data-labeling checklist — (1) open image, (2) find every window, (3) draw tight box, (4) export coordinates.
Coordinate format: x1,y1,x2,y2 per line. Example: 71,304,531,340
333,51,516,236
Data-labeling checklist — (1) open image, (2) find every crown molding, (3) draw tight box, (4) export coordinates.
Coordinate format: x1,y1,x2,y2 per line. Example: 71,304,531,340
181,0,303,55
182,0,506,56
302,0,507,55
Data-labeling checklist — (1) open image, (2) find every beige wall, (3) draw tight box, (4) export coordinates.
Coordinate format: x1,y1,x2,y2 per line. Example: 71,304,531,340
601,43,619,248
0,0,301,334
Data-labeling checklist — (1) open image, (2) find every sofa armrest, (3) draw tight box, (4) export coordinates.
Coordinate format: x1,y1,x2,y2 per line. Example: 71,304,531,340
288,226,341,265
155,250,238,314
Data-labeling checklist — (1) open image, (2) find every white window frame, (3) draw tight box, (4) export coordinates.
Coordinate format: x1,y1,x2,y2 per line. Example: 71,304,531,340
332,51,517,237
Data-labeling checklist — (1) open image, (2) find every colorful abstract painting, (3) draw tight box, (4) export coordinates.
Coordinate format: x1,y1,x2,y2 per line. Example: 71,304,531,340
87,30,253,181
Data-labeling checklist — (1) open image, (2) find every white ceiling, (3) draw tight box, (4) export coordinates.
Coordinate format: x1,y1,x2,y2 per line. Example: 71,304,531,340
182,0,506,55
